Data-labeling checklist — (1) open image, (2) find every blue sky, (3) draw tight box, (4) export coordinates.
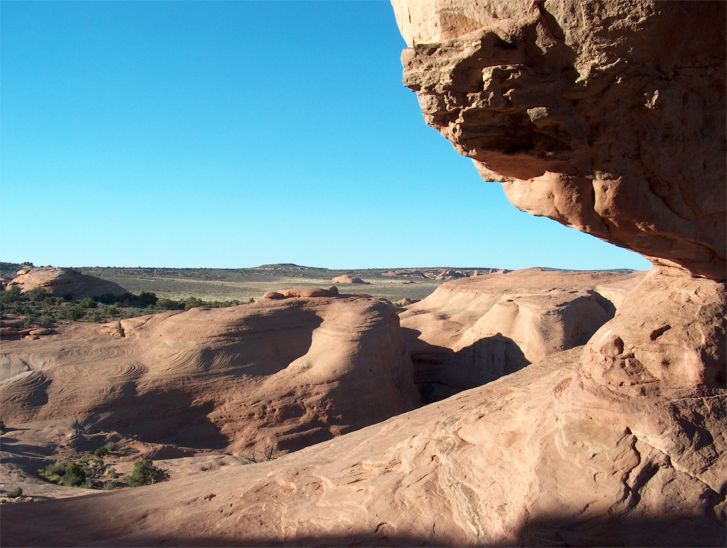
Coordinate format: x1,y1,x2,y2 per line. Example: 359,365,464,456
1,1,649,270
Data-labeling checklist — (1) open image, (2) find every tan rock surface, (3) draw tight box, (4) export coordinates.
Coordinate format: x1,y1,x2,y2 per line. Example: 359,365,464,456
400,268,642,398
0,295,417,456
7,267,127,299
331,274,367,284
2,348,724,546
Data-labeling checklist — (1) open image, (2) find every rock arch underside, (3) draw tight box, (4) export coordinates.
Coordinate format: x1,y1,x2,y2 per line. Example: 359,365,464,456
1,1,725,545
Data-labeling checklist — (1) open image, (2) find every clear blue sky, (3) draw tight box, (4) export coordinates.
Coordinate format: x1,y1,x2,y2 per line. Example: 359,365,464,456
1,1,649,270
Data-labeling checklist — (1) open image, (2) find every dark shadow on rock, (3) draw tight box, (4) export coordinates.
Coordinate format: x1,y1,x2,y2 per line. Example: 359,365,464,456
90,388,228,450
402,327,529,405
515,512,726,547
2,507,724,546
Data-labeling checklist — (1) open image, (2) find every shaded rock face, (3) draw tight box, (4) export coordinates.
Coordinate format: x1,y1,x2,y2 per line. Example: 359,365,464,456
0,296,418,455
393,0,726,280
400,268,638,401
8,267,127,299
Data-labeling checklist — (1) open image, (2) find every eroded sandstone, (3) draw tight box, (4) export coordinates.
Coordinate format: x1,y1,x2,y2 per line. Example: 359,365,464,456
0,295,417,455
400,268,641,399
7,267,128,299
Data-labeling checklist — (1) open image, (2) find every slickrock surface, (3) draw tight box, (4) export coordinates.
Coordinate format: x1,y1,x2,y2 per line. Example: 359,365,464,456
400,268,642,398
2,348,724,546
393,0,726,280
0,295,418,456
7,267,127,299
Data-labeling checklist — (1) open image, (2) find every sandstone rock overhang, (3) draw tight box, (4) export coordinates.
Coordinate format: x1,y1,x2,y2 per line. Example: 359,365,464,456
392,0,726,281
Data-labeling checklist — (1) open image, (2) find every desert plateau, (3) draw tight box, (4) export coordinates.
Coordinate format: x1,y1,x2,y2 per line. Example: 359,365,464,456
0,1,725,546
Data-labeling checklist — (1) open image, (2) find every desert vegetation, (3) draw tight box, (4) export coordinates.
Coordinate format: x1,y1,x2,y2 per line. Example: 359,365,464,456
38,453,168,490
0,284,246,333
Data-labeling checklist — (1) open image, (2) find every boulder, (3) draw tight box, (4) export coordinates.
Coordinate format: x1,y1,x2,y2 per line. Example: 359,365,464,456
331,274,367,284
7,268,127,299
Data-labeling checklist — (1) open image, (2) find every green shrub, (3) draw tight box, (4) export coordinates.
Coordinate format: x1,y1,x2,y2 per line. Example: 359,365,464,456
93,442,117,457
136,292,158,307
39,461,87,487
7,487,22,498
87,310,103,323
125,458,168,487
0,285,21,304
59,305,84,321
79,297,97,309
156,298,183,311
27,287,49,302
38,313,54,328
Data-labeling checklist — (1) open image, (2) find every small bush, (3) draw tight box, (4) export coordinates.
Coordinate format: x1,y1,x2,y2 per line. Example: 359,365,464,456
27,287,49,302
59,305,84,321
6,487,22,498
93,442,117,457
136,292,158,307
87,310,103,323
125,458,168,487
37,314,54,328
79,297,97,309
156,298,183,311
39,461,87,487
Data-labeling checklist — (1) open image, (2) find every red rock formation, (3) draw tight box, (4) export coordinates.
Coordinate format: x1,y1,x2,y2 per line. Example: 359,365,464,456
0,295,418,455
1,2,724,545
393,0,725,281
393,0,726,390
8,267,127,299
400,268,641,398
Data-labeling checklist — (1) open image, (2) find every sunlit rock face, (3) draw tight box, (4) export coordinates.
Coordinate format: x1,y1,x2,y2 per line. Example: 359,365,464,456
392,0,726,281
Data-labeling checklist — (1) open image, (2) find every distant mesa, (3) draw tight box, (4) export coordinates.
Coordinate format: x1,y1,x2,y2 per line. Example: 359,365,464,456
255,263,313,271
331,274,367,285
382,267,505,280
7,267,127,299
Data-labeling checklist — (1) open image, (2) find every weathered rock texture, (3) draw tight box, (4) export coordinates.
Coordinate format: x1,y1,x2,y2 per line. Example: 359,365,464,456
3,348,725,546
393,0,726,281
400,268,641,400
0,295,418,455
7,267,127,299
